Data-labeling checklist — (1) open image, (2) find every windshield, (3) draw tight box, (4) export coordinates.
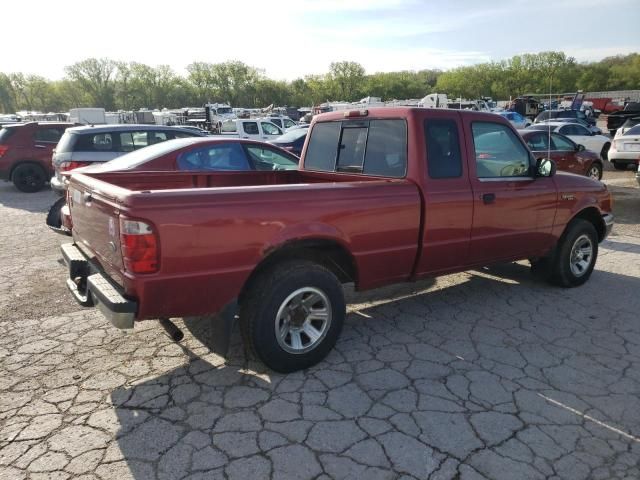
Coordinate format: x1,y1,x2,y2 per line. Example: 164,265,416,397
86,138,200,172
274,129,307,142
217,107,233,115
624,125,640,136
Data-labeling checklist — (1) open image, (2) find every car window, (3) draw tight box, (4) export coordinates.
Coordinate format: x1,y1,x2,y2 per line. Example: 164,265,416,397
472,122,531,178
559,125,584,136
35,127,65,143
174,131,198,138
363,119,406,177
261,122,282,136
551,134,575,151
244,145,298,171
119,131,150,152
177,143,249,171
525,132,549,151
149,131,168,145
0,127,17,142
284,119,296,129
270,119,283,128
336,126,367,172
425,119,462,178
624,125,640,136
243,122,259,135
304,122,341,171
78,133,113,152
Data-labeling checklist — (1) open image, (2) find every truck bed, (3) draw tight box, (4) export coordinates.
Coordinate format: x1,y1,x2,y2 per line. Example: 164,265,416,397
67,169,422,320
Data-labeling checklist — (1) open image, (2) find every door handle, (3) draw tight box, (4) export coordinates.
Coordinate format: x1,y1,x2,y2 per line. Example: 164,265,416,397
482,193,496,204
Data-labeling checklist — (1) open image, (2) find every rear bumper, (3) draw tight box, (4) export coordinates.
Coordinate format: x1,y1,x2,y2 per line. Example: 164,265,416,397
50,175,66,195
61,243,137,329
603,213,614,239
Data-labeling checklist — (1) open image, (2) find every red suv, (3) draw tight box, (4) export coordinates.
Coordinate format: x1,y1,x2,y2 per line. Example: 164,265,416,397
0,122,72,192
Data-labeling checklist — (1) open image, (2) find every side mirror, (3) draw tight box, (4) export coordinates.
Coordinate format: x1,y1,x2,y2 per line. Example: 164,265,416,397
535,158,556,177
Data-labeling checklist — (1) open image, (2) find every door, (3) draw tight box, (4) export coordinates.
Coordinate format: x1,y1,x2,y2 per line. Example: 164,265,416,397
549,133,583,174
465,121,557,264
416,111,474,275
260,121,283,140
33,127,66,169
241,121,261,140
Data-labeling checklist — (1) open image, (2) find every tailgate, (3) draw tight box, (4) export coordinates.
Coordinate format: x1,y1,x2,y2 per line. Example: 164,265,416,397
67,177,125,283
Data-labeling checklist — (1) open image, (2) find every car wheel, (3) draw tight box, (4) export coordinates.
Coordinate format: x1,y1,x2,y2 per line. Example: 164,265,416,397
12,163,47,193
549,219,598,288
240,260,345,373
45,197,69,234
612,161,628,171
586,162,603,180
600,143,610,161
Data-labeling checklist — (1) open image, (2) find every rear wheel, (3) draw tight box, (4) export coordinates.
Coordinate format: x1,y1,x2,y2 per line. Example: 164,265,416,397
549,219,598,287
240,260,345,373
612,161,628,171
586,162,603,180
12,163,47,193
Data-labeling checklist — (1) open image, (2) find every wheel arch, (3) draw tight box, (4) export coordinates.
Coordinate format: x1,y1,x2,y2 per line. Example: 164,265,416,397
238,238,358,306
571,206,606,242
9,159,47,180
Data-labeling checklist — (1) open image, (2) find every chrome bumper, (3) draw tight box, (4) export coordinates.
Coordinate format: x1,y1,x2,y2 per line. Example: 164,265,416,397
61,243,136,329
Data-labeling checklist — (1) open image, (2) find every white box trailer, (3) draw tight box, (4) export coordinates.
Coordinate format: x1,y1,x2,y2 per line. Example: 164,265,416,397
69,108,106,125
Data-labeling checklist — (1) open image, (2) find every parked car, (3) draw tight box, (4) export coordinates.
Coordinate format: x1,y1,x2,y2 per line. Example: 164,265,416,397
519,130,603,180
268,128,308,156
608,124,640,170
613,116,640,139
50,124,205,195
606,102,640,136
537,117,601,135
498,111,531,128
59,107,613,372
46,124,204,233
220,119,284,141
0,122,72,192
527,122,611,160
262,116,297,131
534,109,595,126
173,125,211,136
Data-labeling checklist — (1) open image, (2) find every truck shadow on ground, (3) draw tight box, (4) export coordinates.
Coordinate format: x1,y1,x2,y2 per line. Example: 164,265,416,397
108,264,640,479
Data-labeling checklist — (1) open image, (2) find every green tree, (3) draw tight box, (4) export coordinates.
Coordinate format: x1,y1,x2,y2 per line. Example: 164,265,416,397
64,58,118,109
328,61,365,101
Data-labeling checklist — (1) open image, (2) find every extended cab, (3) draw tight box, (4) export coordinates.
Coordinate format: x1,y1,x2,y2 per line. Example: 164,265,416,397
60,108,613,372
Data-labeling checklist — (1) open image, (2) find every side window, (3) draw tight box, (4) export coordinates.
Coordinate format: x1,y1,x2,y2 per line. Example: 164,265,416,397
363,119,407,177
243,122,259,135
284,119,296,129
35,128,64,143
424,119,462,178
472,122,531,178
177,143,249,171
551,134,575,151
336,126,367,172
261,122,282,136
574,125,590,136
525,132,549,151
119,132,135,152
270,119,282,128
92,133,113,151
305,122,341,172
149,131,168,145
245,145,298,170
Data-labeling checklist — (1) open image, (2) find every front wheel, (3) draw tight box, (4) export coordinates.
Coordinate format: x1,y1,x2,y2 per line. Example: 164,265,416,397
12,163,47,193
550,219,598,287
586,162,603,180
240,260,345,373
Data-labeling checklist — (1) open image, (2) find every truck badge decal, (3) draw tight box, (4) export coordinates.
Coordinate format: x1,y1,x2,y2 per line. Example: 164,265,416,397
108,217,116,237
561,194,576,201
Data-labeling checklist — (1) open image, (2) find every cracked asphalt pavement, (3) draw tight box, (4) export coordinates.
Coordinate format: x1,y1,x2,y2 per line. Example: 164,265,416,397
1,168,639,480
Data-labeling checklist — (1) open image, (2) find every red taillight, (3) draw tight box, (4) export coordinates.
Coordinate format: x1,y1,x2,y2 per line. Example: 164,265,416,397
0,145,8,158
59,161,90,172
343,109,368,118
119,219,159,274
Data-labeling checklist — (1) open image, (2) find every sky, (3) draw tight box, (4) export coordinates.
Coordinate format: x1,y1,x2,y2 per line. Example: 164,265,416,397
2,0,638,80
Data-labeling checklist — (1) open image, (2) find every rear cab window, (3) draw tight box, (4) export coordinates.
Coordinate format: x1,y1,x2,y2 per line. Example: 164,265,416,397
304,119,407,178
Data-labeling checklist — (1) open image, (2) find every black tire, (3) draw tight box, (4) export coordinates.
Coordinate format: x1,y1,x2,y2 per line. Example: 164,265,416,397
586,162,603,180
239,260,345,373
45,197,71,235
12,163,47,193
549,219,599,288
612,161,628,171
600,143,610,161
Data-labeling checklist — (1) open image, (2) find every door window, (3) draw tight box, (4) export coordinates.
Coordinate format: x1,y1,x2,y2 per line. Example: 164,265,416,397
261,122,282,136
524,132,550,151
472,122,531,178
559,124,589,136
244,145,298,170
424,119,462,178
91,133,113,151
177,143,249,171
149,131,169,144
34,127,64,143
243,122,259,135
284,119,296,129
119,131,149,152
551,134,576,151
362,120,406,177
270,119,283,128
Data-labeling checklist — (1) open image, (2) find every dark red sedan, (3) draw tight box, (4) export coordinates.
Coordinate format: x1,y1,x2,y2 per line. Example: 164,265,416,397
519,129,603,180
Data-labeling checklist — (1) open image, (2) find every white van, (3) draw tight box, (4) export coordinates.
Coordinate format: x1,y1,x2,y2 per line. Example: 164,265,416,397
220,119,283,141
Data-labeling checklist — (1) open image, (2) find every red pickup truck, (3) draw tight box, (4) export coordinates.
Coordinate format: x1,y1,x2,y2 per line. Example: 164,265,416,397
61,108,613,372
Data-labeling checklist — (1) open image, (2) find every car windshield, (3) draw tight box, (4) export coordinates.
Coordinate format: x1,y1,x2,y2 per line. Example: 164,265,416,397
624,125,640,136
274,129,307,142
86,138,199,171
217,107,233,114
